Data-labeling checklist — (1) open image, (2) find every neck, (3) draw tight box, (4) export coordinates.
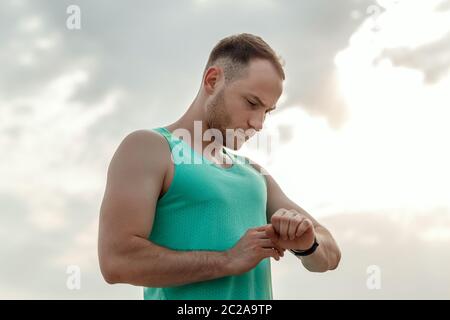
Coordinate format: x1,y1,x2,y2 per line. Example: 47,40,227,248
165,97,226,161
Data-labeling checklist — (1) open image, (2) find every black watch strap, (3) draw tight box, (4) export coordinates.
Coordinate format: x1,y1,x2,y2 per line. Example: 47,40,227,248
289,237,319,257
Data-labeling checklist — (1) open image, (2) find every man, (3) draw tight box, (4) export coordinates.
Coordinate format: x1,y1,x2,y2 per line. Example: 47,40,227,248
98,33,341,300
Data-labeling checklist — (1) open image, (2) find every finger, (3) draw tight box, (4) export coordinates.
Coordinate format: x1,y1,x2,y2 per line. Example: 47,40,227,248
255,229,272,239
278,211,290,240
264,224,279,242
288,213,304,240
270,208,287,233
273,247,284,257
296,219,313,238
260,239,285,257
272,248,282,260
261,248,280,261
255,224,270,232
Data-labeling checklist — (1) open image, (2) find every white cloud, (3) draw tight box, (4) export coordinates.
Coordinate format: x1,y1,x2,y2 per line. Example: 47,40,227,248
0,69,121,195
237,0,450,218
373,0,450,49
18,15,43,33
53,218,99,271
1,0,449,299
420,226,450,242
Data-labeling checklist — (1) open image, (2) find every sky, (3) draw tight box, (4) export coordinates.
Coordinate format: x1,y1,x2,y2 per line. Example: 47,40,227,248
0,0,449,299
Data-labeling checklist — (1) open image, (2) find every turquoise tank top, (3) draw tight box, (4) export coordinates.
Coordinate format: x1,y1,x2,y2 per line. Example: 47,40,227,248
143,127,272,300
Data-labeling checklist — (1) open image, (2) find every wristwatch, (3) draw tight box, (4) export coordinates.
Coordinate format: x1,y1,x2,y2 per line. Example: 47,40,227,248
289,237,319,257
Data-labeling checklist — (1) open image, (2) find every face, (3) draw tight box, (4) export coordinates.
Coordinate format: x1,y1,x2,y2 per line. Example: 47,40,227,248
205,59,283,150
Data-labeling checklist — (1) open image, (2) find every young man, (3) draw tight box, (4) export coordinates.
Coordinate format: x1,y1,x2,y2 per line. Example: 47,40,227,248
98,33,341,300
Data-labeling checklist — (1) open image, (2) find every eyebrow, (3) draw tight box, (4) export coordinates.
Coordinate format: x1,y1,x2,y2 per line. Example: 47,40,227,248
248,94,277,112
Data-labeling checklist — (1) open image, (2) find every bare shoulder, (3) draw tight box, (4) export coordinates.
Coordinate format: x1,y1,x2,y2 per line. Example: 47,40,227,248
99,130,172,273
117,129,170,160
100,129,172,240
108,129,171,178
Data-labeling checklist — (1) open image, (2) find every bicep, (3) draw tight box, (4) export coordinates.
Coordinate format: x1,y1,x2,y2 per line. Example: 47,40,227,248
98,131,168,258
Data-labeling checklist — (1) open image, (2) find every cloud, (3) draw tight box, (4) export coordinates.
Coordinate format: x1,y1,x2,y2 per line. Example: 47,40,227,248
377,32,450,84
372,0,450,83
436,0,450,11
1,0,449,299
0,0,376,140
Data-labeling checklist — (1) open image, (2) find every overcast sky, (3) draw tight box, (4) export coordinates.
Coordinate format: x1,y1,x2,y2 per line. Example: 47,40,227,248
1,0,449,299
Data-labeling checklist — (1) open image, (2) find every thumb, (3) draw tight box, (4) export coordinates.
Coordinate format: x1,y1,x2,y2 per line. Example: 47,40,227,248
265,224,279,242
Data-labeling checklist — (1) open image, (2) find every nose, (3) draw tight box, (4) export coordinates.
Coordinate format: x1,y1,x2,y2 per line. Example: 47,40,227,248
248,113,264,132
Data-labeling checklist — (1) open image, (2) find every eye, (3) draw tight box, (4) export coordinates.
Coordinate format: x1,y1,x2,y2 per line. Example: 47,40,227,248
246,99,257,107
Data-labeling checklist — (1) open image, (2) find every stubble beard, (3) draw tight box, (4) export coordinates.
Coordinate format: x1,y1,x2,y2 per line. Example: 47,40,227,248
206,89,235,149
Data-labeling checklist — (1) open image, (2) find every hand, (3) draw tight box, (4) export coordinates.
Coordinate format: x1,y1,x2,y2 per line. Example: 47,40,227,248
265,209,316,250
226,225,286,275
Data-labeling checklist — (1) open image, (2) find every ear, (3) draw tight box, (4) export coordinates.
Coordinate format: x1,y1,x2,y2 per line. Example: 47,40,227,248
203,66,223,94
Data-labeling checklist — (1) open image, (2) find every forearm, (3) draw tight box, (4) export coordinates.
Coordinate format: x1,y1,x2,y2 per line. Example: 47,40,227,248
296,227,341,272
106,236,233,287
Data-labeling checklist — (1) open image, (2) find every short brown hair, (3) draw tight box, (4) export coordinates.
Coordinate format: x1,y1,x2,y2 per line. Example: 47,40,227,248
204,33,285,83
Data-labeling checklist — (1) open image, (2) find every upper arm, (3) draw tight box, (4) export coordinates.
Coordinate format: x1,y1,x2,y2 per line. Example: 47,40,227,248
98,130,170,265
249,160,322,229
